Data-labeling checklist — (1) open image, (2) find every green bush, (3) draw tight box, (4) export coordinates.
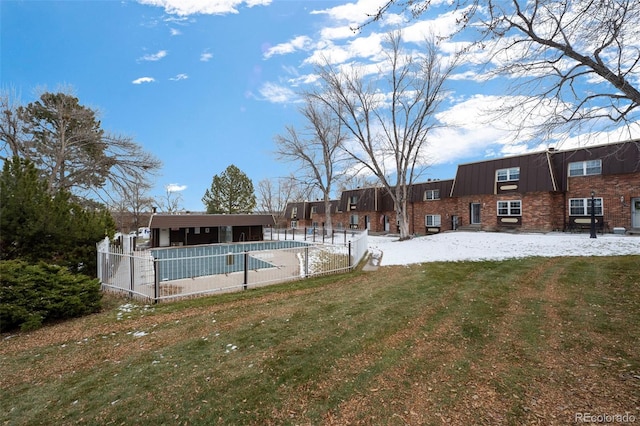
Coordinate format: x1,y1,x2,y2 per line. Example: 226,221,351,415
0,260,102,332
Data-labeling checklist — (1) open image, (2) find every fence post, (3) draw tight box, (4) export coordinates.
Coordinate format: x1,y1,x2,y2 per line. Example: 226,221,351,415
129,254,135,298
154,258,160,304
304,227,307,241
305,246,309,278
348,241,352,270
243,251,249,290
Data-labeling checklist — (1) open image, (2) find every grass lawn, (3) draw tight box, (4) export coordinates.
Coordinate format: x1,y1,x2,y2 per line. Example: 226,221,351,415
1,256,639,425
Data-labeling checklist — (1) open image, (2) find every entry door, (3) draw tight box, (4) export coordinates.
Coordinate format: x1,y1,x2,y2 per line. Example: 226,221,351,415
633,198,640,228
384,215,390,232
159,228,170,247
470,203,481,225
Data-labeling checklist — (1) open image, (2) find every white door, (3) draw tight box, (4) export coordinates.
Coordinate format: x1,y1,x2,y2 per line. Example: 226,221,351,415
633,198,640,228
159,228,170,247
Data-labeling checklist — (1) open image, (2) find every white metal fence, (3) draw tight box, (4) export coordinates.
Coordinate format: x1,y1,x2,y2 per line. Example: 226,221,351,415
97,230,368,303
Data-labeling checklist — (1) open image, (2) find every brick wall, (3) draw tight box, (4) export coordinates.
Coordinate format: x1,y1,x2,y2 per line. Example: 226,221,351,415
566,173,640,230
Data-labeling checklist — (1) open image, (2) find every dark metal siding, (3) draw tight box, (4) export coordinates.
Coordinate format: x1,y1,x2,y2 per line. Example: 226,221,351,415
339,188,380,212
149,214,275,229
452,153,554,196
551,141,640,191
409,180,454,202
284,202,307,220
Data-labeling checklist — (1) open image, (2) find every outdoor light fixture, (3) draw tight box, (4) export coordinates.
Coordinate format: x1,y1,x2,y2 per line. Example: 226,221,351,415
590,190,597,239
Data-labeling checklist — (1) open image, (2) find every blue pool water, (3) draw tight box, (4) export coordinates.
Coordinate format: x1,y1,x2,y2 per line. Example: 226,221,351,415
151,240,307,281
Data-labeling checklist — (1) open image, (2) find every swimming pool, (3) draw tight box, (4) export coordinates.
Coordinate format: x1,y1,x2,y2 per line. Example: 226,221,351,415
151,240,308,281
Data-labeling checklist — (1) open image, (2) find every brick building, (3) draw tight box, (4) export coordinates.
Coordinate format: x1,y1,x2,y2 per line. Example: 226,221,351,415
283,140,640,234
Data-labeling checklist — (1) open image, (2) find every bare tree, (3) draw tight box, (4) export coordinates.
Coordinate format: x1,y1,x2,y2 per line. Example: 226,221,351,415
256,177,297,224
275,96,348,234
0,87,26,160
368,0,640,143
485,0,640,141
6,90,161,204
313,31,456,240
112,177,155,232
156,185,184,214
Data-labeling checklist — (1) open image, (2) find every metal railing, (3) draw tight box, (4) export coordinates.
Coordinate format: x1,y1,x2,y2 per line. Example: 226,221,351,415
97,231,368,303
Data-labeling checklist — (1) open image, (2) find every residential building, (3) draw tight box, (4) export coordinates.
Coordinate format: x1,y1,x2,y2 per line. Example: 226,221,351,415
283,140,640,235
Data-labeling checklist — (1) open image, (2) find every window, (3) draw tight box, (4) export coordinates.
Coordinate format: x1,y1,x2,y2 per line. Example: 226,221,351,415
568,159,602,177
425,215,441,227
350,214,359,228
348,195,358,211
291,206,298,218
424,189,440,200
291,220,298,229
497,200,522,216
569,198,603,215
496,167,520,182
310,206,317,214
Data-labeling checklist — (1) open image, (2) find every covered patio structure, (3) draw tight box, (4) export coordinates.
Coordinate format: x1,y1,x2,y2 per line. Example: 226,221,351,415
148,214,275,248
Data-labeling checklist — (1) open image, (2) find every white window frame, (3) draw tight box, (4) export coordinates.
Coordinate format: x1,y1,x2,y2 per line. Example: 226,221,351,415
568,159,602,177
497,200,522,216
569,198,603,216
424,189,440,200
291,220,298,229
291,206,298,218
496,167,520,182
310,206,317,214
425,214,441,227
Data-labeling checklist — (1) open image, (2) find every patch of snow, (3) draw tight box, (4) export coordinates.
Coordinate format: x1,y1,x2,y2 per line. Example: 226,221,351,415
368,232,640,266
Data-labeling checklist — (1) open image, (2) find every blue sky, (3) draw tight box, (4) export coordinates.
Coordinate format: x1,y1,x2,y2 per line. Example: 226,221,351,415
2,0,637,212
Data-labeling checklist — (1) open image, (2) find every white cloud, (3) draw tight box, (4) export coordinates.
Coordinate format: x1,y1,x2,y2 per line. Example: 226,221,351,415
402,6,474,43
166,183,187,192
169,73,188,81
170,28,182,36
320,26,357,41
302,33,384,67
137,0,271,16
259,82,297,104
311,0,389,26
132,77,156,84
200,51,213,62
139,50,168,61
263,35,313,59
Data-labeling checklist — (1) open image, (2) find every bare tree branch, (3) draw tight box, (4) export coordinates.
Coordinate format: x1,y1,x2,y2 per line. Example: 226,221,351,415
274,95,349,232
312,31,457,240
366,0,640,144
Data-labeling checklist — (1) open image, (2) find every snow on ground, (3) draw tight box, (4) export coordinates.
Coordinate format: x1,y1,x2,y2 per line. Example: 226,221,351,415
368,232,640,266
